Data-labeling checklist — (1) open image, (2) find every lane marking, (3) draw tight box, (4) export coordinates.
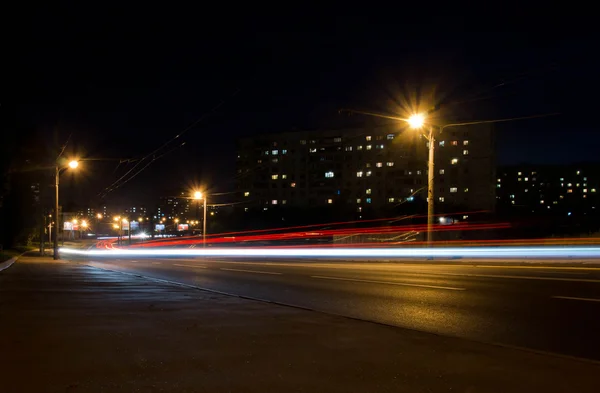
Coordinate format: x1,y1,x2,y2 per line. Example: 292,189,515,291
130,260,138,263
174,263,207,269
152,262,161,265
311,275,465,291
553,296,600,303
427,272,600,283
220,267,282,275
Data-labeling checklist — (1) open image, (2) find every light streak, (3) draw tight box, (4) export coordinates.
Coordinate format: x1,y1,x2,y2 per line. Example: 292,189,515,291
61,246,600,259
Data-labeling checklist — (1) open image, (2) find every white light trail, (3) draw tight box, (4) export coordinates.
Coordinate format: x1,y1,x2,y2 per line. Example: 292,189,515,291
59,246,600,259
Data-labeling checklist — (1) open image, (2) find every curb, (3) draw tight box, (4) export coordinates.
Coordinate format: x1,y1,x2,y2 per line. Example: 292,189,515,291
0,257,18,272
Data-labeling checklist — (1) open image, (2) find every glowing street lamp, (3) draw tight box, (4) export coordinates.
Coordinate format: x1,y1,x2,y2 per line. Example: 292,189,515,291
192,190,208,246
407,114,425,129
54,158,79,259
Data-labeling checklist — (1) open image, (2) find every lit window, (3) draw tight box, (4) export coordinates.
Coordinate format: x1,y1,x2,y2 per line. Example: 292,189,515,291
271,174,278,180
439,197,445,202
511,201,515,205
327,199,333,204
518,178,522,181
257,159,262,164
364,163,370,168
567,189,573,193
386,162,394,167
497,178,501,182
463,150,469,155
334,137,342,143
560,195,565,199
264,150,269,155
366,171,372,177
497,184,501,188
451,141,458,146
357,145,363,150
524,177,528,181
450,187,458,193
568,183,572,187
439,141,445,147
577,170,581,175
282,200,287,205
525,189,528,193
366,189,372,194
540,200,544,204
366,145,372,150
356,198,361,203
576,183,580,187
518,172,522,176
451,158,458,165
439,169,445,175
325,171,334,178
560,177,564,181
282,174,287,179
464,188,469,193
532,171,536,175
366,136,372,141
387,134,395,140
463,140,469,146
356,171,363,178
417,170,422,175
282,149,288,154
366,198,372,203
388,197,395,202
379,144,384,149
271,158,278,163
592,189,597,193
583,177,587,181
300,140,306,145
272,150,279,155
345,146,353,151
309,148,317,153
244,192,250,197
376,162,383,168
291,182,296,188
406,196,414,202
272,200,278,205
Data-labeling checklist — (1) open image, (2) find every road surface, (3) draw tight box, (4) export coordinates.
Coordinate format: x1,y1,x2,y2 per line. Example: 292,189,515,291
81,256,600,361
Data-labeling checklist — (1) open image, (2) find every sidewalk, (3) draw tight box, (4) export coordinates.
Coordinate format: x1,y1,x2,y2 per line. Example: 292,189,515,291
1,257,599,393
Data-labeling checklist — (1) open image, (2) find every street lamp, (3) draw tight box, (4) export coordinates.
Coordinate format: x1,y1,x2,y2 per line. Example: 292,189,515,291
54,159,79,259
339,108,510,247
193,191,207,246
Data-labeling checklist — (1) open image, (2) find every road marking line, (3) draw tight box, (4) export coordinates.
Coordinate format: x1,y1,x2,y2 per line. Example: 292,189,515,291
311,275,465,291
552,296,600,303
476,265,600,271
430,271,600,283
174,264,206,268
220,267,282,275
152,262,161,265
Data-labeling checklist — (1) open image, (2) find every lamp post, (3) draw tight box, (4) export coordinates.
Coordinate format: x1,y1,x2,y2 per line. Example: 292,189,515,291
339,108,514,247
193,191,207,246
54,159,79,260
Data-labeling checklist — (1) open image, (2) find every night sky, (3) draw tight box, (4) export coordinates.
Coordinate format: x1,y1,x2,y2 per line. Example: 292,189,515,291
10,6,599,207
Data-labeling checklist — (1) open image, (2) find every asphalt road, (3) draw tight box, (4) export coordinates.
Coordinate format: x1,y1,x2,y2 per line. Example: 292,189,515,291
82,256,600,361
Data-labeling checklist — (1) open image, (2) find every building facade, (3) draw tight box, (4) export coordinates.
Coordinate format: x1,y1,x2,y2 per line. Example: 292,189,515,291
497,164,599,216
236,124,495,214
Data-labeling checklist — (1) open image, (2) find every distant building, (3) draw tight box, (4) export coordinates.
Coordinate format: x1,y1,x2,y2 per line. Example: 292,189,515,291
497,164,599,216
158,194,191,220
236,124,495,214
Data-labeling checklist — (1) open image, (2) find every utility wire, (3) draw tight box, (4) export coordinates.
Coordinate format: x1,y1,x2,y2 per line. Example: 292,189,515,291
98,87,242,197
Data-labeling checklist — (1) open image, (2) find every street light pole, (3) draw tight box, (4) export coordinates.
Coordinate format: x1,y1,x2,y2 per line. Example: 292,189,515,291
426,126,435,246
203,194,207,247
53,165,60,259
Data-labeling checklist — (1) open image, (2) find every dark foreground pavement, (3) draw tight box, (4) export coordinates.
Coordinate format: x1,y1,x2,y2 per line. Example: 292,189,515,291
1,257,599,393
